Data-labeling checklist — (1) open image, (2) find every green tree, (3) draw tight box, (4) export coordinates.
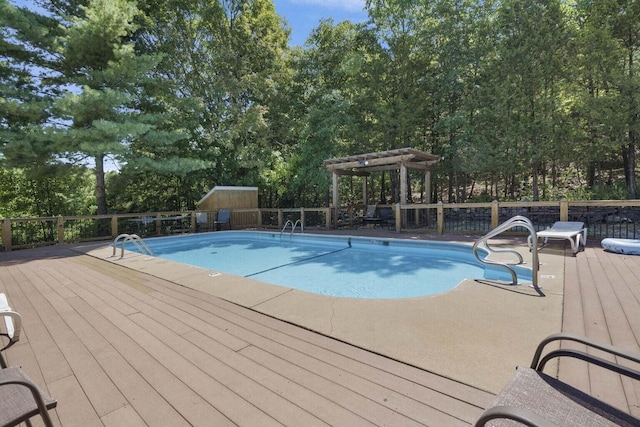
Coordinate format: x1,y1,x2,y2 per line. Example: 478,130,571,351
564,1,626,194
135,0,289,207
575,0,640,198
476,0,569,200
288,19,393,205
51,0,199,214
1,1,61,174
0,1,94,217
0,164,95,218
365,0,485,202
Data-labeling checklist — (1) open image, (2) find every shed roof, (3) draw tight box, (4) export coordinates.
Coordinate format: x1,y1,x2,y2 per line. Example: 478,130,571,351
197,186,258,207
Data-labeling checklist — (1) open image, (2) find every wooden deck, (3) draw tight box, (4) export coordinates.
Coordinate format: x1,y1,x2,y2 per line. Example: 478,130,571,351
1,239,639,425
1,245,492,426
562,245,640,418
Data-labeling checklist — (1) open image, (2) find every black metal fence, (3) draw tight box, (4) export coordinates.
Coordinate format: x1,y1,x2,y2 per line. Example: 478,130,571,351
2,201,640,251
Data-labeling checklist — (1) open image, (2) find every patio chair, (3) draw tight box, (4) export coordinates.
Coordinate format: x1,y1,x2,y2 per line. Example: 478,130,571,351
337,208,357,228
0,293,22,369
362,205,380,227
378,207,395,230
0,366,57,427
527,221,587,255
214,209,231,231
475,332,640,426
195,212,210,231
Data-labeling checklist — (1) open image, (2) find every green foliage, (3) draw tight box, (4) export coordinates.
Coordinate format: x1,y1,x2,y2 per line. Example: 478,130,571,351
2,0,640,217
0,163,95,217
106,168,196,212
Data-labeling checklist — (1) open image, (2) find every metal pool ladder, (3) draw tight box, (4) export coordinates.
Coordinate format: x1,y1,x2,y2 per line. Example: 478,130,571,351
280,219,303,237
112,233,154,258
472,215,543,296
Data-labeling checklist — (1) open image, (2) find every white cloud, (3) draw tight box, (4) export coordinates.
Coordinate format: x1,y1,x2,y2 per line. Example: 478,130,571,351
291,0,366,13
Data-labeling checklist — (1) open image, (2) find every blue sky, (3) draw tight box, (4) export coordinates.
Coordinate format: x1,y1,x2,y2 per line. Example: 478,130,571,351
272,0,368,46
12,0,369,47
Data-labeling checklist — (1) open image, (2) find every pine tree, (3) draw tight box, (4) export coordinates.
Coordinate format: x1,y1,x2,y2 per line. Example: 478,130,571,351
51,0,199,214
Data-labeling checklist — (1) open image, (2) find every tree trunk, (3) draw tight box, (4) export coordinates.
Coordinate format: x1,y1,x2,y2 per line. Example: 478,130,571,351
95,153,107,215
626,43,637,199
587,162,596,189
447,173,454,203
390,170,399,203
532,162,540,201
624,142,636,198
587,79,596,189
541,163,547,200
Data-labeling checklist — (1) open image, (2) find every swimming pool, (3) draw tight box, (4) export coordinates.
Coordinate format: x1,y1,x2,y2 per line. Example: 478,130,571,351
126,231,532,299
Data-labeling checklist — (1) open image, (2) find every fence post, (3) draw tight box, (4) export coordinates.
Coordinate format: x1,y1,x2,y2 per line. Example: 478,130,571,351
437,202,444,234
560,199,569,221
491,200,499,229
395,204,401,232
57,216,65,244
300,208,305,228
190,211,196,233
2,219,12,252
111,215,118,238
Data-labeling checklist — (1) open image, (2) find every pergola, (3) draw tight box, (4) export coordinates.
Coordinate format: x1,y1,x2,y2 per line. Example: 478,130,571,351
323,147,440,210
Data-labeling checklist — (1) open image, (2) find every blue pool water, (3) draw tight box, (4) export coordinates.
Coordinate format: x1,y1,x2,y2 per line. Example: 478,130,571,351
127,231,532,299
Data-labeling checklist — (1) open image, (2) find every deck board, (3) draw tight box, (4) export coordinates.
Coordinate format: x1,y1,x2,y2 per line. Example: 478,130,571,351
562,246,640,418
2,239,639,425
0,246,491,426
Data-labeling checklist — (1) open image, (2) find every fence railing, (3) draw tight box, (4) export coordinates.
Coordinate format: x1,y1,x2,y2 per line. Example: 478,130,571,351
2,200,639,251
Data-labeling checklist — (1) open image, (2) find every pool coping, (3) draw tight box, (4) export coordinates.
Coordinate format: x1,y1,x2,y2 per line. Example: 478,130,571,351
79,232,565,394
121,230,531,299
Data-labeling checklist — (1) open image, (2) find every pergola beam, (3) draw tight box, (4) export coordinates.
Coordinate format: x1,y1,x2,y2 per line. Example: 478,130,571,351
325,154,416,171
332,169,371,176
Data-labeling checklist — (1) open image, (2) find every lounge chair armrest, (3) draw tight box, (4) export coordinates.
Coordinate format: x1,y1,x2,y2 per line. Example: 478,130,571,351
531,333,640,379
475,405,558,427
0,310,22,350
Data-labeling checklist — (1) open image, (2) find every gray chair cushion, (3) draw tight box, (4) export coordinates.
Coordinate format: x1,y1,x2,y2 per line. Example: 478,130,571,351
0,366,57,426
485,367,639,426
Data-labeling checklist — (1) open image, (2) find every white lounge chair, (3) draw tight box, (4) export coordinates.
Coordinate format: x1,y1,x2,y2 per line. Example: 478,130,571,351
0,293,22,369
528,221,587,255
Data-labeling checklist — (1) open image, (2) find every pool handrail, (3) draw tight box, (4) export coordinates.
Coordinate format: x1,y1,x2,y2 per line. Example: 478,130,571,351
473,215,542,296
280,219,303,237
112,233,155,258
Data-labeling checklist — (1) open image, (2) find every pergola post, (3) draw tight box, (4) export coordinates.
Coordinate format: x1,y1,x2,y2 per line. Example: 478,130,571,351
400,162,408,205
424,170,432,204
332,171,339,208
362,176,367,206
332,171,339,227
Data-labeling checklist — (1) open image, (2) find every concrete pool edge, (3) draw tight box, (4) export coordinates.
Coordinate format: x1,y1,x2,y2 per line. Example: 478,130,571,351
78,234,565,394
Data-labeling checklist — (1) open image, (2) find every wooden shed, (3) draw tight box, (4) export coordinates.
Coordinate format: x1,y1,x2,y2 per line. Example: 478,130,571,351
197,186,258,211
